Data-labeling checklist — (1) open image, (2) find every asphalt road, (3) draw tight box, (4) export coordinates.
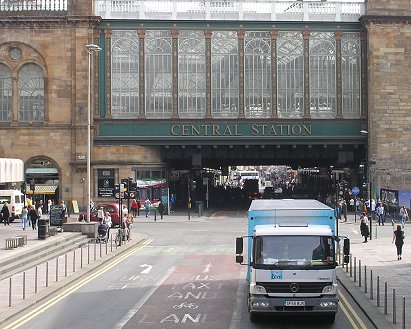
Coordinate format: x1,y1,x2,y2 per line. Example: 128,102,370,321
8,211,374,329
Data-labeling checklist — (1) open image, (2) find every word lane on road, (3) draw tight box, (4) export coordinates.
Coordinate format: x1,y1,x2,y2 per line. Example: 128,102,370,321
123,255,240,329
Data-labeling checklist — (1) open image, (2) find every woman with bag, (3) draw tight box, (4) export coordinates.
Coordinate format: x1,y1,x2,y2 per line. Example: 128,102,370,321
360,212,369,243
392,225,405,260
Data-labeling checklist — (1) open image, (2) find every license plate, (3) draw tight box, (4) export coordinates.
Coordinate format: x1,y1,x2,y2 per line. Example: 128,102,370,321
284,301,305,306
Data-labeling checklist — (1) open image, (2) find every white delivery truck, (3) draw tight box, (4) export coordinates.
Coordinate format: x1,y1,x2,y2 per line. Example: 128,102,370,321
236,199,350,323
0,189,24,222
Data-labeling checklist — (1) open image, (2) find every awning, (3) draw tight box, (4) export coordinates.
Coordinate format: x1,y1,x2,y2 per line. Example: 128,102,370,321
25,185,58,195
0,158,24,183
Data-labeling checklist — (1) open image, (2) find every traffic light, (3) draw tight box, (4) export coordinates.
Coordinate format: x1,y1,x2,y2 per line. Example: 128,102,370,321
29,179,35,191
21,181,27,194
130,180,137,192
191,180,197,191
338,182,344,196
121,178,129,192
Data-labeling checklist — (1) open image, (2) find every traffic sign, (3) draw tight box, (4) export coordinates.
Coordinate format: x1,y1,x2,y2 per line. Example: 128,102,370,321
351,186,360,195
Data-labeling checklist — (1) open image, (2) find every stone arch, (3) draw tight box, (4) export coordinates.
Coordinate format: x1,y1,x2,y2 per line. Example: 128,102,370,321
24,156,61,206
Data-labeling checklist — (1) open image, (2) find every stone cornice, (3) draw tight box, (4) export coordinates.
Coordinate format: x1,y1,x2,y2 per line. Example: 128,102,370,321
359,15,411,26
0,15,100,29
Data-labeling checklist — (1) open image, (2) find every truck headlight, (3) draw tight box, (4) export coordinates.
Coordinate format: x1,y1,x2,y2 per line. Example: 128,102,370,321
320,301,337,308
322,285,335,294
251,284,267,294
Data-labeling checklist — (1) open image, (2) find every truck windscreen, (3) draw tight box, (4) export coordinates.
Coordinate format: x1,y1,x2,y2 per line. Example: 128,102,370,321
253,235,334,269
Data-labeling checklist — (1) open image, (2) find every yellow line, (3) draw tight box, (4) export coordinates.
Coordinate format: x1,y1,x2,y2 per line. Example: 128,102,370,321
339,301,359,329
338,290,368,329
3,239,154,329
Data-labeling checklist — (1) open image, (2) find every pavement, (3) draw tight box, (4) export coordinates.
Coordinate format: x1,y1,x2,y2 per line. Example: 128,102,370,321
0,209,409,329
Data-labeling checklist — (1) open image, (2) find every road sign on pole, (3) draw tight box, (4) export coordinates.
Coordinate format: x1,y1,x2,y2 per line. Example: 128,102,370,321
352,186,360,196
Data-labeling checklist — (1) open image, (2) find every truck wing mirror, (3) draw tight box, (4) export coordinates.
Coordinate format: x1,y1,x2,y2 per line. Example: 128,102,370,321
236,255,244,264
236,237,243,254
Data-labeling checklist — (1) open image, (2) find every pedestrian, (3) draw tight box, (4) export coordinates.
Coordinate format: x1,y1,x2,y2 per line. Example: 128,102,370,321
392,224,405,260
37,204,43,220
131,198,138,217
158,200,164,219
1,202,10,225
103,211,112,238
341,200,348,222
376,202,384,226
399,205,408,228
47,199,52,214
170,193,175,212
360,212,369,243
21,205,28,230
122,204,129,218
144,197,151,217
29,205,38,230
97,205,104,222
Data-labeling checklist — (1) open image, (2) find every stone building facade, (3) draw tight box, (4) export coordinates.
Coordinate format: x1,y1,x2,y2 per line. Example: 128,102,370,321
0,0,410,210
361,1,411,197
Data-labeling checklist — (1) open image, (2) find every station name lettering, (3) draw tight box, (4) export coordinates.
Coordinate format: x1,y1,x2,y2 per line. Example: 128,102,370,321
171,124,312,137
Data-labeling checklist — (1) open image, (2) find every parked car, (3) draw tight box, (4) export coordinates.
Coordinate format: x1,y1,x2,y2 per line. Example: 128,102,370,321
78,202,121,227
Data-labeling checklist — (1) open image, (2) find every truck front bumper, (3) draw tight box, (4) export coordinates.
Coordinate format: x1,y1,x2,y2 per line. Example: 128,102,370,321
249,295,338,315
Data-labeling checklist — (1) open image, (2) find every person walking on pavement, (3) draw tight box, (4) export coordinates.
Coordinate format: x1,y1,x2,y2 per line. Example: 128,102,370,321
144,197,151,217
29,205,37,230
158,200,165,219
131,199,138,217
360,212,369,243
376,202,385,226
21,205,28,230
341,200,348,222
392,224,405,260
400,205,408,228
97,205,104,222
170,193,175,212
1,202,10,225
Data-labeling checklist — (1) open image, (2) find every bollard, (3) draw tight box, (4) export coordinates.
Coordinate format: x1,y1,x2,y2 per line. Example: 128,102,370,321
110,234,113,252
384,281,388,315
65,253,67,277
88,243,90,265
354,257,357,282
23,271,26,300
359,260,362,287
81,246,83,268
46,261,49,287
375,224,378,239
106,240,108,254
370,270,373,299
100,241,102,258
377,276,380,307
364,266,367,293
35,266,38,293
349,253,352,277
9,277,12,307
402,296,405,329
73,250,76,273
393,288,396,324
56,258,59,282
94,241,96,261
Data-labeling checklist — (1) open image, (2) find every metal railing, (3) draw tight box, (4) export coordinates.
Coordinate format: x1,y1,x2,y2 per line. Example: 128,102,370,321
94,0,365,22
339,250,406,329
0,0,67,12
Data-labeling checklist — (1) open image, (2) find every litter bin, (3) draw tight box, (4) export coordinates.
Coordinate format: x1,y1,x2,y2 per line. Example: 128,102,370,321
38,219,49,240
195,201,204,216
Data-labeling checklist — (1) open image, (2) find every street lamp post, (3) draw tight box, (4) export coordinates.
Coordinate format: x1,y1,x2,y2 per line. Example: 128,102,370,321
85,44,102,223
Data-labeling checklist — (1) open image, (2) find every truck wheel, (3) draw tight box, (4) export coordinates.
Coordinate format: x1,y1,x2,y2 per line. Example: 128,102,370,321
324,314,336,323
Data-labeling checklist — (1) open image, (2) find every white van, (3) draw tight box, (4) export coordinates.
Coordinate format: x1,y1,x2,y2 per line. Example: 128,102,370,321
0,190,24,223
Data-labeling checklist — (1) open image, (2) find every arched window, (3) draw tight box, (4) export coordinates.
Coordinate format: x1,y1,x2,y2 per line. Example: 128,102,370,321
178,31,206,118
211,31,239,118
342,33,361,119
0,64,12,122
309,32,336,119
244,32,271,119
18,64,44,122
111,31,139,119
277,32,304,119
145,31,173,119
